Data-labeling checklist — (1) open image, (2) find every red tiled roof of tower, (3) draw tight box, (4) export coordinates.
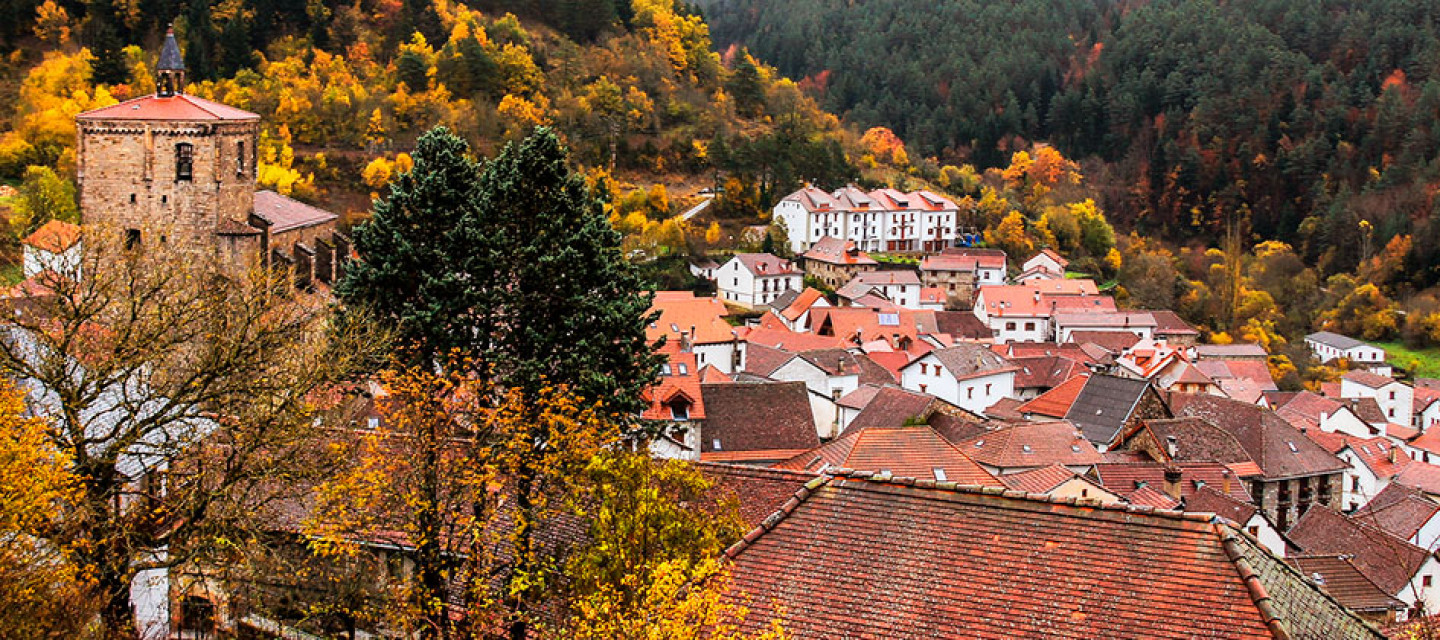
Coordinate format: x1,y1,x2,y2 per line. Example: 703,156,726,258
1289,555,1405,614
698,462,818,527
956,420,1103,469
1093,462,1255,503
801,237,876,266
997,463,1077,493
774,424,999,485
1015,374,1089,418
77,92,261,121
22,219,81,253
252,190,338,233
1286,505,1430,596
721,472,1382,639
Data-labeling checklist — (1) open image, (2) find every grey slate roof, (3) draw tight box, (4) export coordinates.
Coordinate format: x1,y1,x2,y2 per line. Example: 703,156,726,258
1064,374,1154,446
1306,331,1365,350
158,29,185,70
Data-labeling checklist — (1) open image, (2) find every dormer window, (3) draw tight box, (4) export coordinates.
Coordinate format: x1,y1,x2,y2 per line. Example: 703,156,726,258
176,143,194,181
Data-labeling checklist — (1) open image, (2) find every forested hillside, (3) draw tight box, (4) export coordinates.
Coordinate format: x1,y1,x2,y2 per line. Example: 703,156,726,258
0,0,866,257
700,0,1440,288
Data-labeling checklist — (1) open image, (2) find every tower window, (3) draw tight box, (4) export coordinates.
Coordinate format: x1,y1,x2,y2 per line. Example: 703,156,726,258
125,229,141,250
236,141,246,177
129,193,136,204
176,143,193,181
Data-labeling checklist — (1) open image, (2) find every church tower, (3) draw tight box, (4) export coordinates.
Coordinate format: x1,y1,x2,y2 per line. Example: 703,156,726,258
75,28,263,265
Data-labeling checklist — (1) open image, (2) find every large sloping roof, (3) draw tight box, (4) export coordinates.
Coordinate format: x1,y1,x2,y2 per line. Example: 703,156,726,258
22,219,81,253
801,236,876,266
1016,373,1089,418
925,343,1017,381
1307,331,1366,350
252,190,338,233
1289,555,1406,614
722,472,1383,639
700,382,818,457
773,424,998,485
1287,506,1431,596
698,462,818,527
957,420,1103,470
1169,393,1347,480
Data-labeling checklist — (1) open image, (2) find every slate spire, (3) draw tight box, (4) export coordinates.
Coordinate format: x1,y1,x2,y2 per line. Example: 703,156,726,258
157,27,186,96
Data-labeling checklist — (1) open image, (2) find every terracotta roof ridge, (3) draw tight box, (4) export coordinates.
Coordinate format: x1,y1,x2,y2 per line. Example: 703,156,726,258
725,469,1219,562
180,93,225,119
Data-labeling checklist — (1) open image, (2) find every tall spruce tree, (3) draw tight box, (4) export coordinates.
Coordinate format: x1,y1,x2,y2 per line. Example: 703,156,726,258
338,126,660,417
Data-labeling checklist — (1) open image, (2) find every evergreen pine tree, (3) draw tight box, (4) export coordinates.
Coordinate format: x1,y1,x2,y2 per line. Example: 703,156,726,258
338,127,660,418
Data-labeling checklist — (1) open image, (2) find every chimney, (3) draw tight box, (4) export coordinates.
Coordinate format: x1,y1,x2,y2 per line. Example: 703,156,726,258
1390,447,1398,464
1165,435,1178,459
1162,466,1183,500
1221,469,1232,496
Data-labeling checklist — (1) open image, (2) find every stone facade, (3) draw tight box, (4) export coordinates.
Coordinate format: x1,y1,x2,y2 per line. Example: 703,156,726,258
77,119,262,263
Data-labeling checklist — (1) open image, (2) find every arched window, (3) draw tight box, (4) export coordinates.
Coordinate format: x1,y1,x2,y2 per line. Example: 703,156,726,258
176,143,194,181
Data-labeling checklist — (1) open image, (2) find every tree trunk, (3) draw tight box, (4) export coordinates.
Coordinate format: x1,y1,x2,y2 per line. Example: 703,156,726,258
505,464,535,640
415,417,448,640
98,567,136,640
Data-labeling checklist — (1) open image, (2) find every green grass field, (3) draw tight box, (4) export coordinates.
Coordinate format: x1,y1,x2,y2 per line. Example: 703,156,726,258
1372,341,1440,380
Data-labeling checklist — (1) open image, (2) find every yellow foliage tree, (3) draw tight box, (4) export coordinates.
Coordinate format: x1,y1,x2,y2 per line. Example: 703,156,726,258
0,377,93,639
984,210,1035,260
705,221,721,244
0,49,117,176
33,1,72,47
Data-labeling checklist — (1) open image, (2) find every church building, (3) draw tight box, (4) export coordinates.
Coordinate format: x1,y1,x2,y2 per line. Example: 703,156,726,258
75,29,348,287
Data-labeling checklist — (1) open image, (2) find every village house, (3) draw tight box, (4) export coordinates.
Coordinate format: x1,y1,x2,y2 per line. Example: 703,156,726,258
970,280,1103,343
956,420,1104,476
996,464,1123,503
647,291,742,373
688,256,720,281
1062,374,1172,450
1341,370,1413,427
836,270,922,308
1009,354,1088,400
773,185,961,253
720,471,1383,639
765,287,829,331
1187,485,1288,555
1353,483,1440,551
799,236,877,288
1053,311,1157,343
716,253,802,308
21,219,82,279
1307,331,1392,375
1287,505,1440,620
898,343,1018,415
1025,249,1071,278
1150,309,1201,346
698,381,819,465
918,248,1006,304
1169,393,1347,531
1417,383,1440,433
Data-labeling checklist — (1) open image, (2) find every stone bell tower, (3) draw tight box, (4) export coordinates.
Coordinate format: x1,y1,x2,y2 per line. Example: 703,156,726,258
75,28,264,265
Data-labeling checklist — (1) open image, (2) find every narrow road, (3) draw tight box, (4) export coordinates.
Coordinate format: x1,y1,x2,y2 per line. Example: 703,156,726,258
679,196,714,221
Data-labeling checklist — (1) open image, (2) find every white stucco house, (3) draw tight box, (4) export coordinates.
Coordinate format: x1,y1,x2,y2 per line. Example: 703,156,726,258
716,253,802,308
837,270,923,309
1307,331,1391,375
1341,370,1413,427
21,219,82,279
898,344,1017,415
